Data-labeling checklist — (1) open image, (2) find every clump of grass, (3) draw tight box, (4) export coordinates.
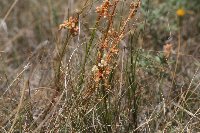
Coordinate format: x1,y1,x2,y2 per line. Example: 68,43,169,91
0,0,200,132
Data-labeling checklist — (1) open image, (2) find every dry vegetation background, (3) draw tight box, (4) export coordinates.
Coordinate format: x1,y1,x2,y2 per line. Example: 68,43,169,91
0,0,200,132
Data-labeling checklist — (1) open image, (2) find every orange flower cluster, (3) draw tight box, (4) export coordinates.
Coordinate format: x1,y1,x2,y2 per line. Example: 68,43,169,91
129,1,141,18
59,17,79,36
96,0,113,18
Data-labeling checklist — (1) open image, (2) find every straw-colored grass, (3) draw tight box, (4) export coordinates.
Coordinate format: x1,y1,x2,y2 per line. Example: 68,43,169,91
0,0,200,132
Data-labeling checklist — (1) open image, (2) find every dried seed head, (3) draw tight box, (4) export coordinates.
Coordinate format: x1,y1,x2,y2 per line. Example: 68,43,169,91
163,43,173,59
92,65,99,72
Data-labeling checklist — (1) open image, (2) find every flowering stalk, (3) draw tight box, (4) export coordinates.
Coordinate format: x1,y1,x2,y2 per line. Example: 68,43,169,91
92,0,141,87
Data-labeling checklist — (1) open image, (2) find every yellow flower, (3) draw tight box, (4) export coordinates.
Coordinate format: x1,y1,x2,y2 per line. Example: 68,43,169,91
176,8,185,17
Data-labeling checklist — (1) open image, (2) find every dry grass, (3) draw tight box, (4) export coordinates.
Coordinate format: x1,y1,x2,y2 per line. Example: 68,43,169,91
0,0,200,132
